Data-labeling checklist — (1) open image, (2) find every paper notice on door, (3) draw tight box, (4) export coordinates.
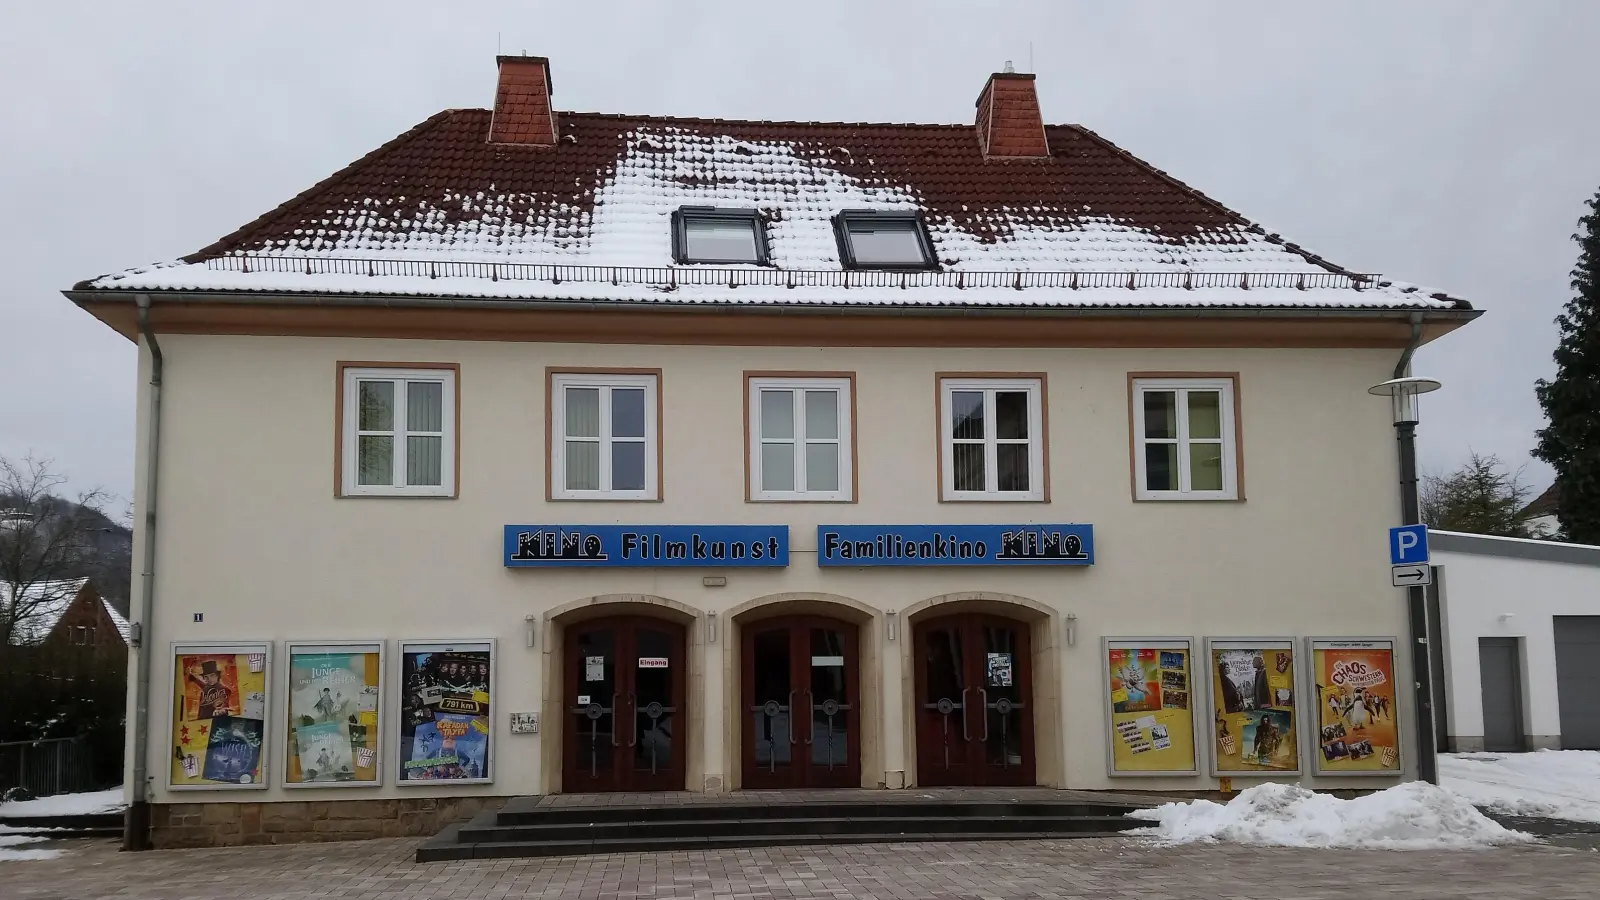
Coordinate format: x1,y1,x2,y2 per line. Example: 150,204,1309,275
811,656,844,667
577,694,591,706
985,652,1013,687
585,656,605,681
638,657,669,668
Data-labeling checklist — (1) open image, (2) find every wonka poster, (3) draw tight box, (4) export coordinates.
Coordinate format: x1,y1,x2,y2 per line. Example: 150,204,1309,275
1105,641,1196,774
170,647,268,787
1209,641,1299,774
1311,639,1401,774
285,646,381,784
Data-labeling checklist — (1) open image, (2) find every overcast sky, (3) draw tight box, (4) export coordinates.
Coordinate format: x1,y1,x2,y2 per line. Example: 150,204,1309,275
3,1,1597,509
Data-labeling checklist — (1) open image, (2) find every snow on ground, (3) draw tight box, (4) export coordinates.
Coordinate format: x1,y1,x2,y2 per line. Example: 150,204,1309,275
1129,781,1532,850
0,834,60,861
1441,751,1600,823
0,787,124,818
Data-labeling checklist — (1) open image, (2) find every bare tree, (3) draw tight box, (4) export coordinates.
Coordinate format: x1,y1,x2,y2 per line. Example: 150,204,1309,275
0,455,111,660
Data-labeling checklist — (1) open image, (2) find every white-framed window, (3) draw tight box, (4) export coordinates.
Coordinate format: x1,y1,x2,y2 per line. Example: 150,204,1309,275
939,377,1045,501
748,377,853,502
340,366,456,497
550,372,659,500
1132,377,1239,500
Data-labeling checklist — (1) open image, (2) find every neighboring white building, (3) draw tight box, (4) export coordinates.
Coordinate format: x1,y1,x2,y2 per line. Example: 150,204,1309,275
1433,530,1600,752
64,55,1481,847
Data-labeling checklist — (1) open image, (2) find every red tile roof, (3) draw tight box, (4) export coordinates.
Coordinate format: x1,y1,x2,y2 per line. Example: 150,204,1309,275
186,108,1329,266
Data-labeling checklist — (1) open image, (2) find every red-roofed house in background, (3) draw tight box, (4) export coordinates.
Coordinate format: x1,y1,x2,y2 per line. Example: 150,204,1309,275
3,577,131,654
66,56,1480,851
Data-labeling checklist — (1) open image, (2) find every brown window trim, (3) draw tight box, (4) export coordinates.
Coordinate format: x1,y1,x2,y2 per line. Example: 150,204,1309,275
933,371,1051,503
742,371,860,503
1125,371,1246,502
545,367,666,502
334,361,461,499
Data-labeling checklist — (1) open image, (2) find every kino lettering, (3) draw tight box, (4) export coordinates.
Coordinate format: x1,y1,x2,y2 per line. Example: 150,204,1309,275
510,530,780,563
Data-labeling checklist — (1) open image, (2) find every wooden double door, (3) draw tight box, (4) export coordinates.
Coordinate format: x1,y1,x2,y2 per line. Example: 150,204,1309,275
562,616,686,792
741,615,861,788
913,613,1035,786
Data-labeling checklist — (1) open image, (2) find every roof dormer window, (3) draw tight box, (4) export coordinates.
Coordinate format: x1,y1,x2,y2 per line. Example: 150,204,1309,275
671,207,769,265
833,210,938,270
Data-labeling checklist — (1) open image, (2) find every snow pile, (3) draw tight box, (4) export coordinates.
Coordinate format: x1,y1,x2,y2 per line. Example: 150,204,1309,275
1129,782,1532,850
1442,751,1600,823
0,834,60,862
0,787,124,818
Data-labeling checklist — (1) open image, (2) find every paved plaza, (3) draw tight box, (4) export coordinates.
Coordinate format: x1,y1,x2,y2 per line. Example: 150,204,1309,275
6,835,1600,900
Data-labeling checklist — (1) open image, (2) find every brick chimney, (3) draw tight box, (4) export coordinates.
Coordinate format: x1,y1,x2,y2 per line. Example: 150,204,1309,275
975,67,1049,158
489,55,557,146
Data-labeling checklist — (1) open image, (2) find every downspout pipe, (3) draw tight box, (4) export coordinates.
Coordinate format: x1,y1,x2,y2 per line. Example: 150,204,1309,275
1394,311,1424,379
126,295,163,851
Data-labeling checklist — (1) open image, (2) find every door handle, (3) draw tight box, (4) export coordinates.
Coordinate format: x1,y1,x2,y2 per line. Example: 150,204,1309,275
803,691,813,745
611,692,620,747
787,691,797,744
627,692,638,747
978,688,989,742
960,686,971,741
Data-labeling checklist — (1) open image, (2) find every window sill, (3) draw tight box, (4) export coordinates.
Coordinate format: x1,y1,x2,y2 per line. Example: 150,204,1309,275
339,490,456,499
549,495,663,502
1134,493,1243,502
940,494,1048,503
749,495,856,504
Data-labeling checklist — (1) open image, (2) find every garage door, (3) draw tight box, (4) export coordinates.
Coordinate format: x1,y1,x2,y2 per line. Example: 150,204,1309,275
1554,616,1600,749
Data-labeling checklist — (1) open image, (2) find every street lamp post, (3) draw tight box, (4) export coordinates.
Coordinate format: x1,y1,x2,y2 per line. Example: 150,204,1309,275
1369,376,1442,785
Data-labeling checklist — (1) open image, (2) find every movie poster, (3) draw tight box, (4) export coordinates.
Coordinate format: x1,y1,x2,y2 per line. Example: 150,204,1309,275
285,645,382,785
1209,640,1300,774
1311,639,1401,775
170,645,268,788
1105,640,1197,774
398,642,492,782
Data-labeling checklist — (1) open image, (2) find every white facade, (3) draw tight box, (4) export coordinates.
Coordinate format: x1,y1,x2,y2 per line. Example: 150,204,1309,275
1434,531,1600,751
120,331,1428,807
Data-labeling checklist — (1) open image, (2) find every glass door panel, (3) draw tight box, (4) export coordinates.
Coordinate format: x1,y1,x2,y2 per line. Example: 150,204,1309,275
568,626,618,788
749,627,794,779
631,626,677,785
916,621,972,785
980,623,1027,775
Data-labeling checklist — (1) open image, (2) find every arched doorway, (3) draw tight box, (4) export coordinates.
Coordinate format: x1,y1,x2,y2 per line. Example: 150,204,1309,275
912,612,1035,786
562,615,687,792
741,615,861,788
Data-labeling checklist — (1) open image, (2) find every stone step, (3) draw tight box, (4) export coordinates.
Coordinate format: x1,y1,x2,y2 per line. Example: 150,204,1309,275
417,824,1139,862
461,813,1135,843
493,799,1136,826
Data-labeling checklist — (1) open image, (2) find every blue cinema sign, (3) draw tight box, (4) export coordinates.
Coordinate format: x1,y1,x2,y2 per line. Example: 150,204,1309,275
817,524,1093,567
504,525,789,568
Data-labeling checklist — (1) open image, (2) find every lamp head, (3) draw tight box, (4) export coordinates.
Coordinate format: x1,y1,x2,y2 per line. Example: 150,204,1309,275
1369,376,1441,425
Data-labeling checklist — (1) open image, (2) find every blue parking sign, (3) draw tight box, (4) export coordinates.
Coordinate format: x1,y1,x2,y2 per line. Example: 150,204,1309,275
1389,524,1429,565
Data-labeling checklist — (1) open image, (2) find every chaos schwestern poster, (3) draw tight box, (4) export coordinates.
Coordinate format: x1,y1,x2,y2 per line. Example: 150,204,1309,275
399,641,492,783
1311,639,1402,775
1103,639,1197,775
285,644,382,785
1208,639,1301,775
170,644,269,788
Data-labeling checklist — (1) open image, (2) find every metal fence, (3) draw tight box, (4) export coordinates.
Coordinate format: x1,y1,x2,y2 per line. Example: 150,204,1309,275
0,736,97,799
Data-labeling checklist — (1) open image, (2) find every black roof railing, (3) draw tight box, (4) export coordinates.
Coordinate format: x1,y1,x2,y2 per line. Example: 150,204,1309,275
204,254,1378,291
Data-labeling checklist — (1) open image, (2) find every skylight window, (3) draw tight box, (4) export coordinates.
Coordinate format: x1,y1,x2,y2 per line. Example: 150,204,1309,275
833,210,938,270
671,207,769,265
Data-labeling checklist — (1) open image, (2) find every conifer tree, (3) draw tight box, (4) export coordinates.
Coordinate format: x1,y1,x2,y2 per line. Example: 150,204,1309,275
1534,188,1600,544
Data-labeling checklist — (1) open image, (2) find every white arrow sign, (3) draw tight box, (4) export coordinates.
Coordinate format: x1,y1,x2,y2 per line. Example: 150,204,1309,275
1391,564,1432,587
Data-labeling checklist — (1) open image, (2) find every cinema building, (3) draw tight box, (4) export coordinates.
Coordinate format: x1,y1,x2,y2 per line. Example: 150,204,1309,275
66,55,1479,846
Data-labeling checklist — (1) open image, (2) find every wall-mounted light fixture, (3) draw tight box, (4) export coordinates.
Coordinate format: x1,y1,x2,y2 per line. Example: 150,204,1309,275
524,614,538,649
1064,613,1077,647
886,609,899,641
707,611,719,644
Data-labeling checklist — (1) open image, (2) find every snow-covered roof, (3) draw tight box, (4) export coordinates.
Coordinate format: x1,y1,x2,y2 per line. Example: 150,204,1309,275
3,578,89,645
78,111,1468,313
100,598,131,644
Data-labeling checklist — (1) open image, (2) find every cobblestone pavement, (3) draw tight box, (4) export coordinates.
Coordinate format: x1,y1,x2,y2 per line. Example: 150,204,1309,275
7,835,1600,900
